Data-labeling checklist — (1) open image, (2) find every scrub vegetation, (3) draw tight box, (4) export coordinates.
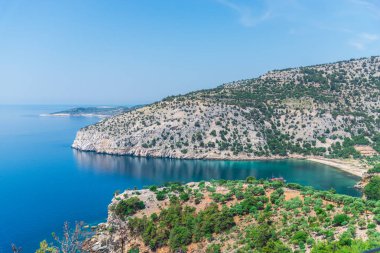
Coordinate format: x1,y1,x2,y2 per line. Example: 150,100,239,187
84,178,380,253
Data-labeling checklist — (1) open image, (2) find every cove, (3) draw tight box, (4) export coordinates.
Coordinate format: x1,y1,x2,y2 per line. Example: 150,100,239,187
0,105,361,253
74,151,361,197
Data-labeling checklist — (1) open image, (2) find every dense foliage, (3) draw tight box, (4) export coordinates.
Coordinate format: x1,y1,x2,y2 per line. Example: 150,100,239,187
364,176,380,201
106,178,380,252
368,163,380,174
112,197,145,218
128,198,235,251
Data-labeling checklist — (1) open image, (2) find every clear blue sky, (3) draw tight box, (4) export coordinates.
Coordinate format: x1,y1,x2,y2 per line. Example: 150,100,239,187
0,0,379,105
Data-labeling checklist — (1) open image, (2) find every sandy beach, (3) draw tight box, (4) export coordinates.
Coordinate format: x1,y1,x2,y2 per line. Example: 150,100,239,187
306,157,367,177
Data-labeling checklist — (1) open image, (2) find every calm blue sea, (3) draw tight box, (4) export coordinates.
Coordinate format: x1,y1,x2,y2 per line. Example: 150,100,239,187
0,105,360,252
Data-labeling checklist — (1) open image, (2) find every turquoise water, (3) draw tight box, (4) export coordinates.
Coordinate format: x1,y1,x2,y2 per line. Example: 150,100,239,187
0,105,361,252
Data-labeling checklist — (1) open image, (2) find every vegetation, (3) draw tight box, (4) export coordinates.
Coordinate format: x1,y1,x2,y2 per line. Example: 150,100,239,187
333,213,350,226
112,197,145,218
368,163,380,174
128,199,235,251
75,56,380,161
364,176,380,201
35,221,87,253
92,178,380,252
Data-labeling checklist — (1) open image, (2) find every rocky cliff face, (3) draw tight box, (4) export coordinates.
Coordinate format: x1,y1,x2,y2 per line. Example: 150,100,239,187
73,56,380,159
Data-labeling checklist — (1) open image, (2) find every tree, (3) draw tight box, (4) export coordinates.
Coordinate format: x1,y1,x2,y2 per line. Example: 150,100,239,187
52,221,87,253
179,192,190,202
292,231,308,245
333,214,349,226
156,191,166,201
311,239,380,253
35,240,57,253
245,222,277,250
246,176,256,184
368,164,380,174
364,176,380,201
114,197,145,218
168,226,192,251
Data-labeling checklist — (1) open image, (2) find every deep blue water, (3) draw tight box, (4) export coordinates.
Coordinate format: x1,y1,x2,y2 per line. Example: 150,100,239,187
0,105,361,252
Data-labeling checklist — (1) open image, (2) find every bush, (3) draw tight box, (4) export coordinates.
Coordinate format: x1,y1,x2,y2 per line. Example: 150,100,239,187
128,201,234,251
368,164,380,174
128,248,139,253
156,191,167,201
148,185,157,192
114,197,145,218
246,176,256,183
206,244,221,253
292,231,308,244
311,239,380,253
364,176,380,200
333,213,349,226
374,214,380,224
270,188,284,204
169,226,192,251
179,192,190,202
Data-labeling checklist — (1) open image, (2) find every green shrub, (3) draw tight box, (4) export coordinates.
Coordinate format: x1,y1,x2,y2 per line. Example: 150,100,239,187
374,214,380,224
169,226,192,251
206,243,221,253
156,191,167,201
292,231,308,244
368,164,380,174
270,188,284,204
128,248,139,253
311,239,380,253
179,192,190,202
246,176,256,184
333,213,349,226
364,176,380,200
114,197,145,218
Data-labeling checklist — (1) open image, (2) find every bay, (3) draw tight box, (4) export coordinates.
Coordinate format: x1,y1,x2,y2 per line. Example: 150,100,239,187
0,105,360,252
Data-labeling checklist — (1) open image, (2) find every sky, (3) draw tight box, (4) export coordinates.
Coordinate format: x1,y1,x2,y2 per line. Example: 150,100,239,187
0,0,379,105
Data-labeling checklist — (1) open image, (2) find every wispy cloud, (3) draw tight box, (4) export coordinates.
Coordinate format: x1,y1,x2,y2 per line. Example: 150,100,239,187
215,0,271,27
349,33,379,50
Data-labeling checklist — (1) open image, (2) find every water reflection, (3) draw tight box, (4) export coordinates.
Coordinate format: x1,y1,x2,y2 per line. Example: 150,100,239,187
73,150,361,196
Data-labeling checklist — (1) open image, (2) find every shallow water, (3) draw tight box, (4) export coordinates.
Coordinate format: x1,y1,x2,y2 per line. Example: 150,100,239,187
0,105,360,252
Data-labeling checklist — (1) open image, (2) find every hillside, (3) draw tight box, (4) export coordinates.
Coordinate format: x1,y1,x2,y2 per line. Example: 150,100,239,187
72,56,380,160
84,179,380,253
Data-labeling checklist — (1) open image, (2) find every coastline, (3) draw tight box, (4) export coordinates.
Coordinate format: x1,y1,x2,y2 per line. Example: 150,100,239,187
40,113,108,118
306,157,366,177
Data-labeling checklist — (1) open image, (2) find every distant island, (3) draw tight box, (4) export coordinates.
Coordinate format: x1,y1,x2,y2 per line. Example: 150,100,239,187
44,105,143,118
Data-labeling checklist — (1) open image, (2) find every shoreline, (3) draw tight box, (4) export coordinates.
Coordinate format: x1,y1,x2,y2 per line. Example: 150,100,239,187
72,148,367,178
306,157,366,177
40,113,108,118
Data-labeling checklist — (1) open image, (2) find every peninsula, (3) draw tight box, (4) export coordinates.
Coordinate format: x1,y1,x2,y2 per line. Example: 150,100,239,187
72,56,380,176
46,105,143,118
